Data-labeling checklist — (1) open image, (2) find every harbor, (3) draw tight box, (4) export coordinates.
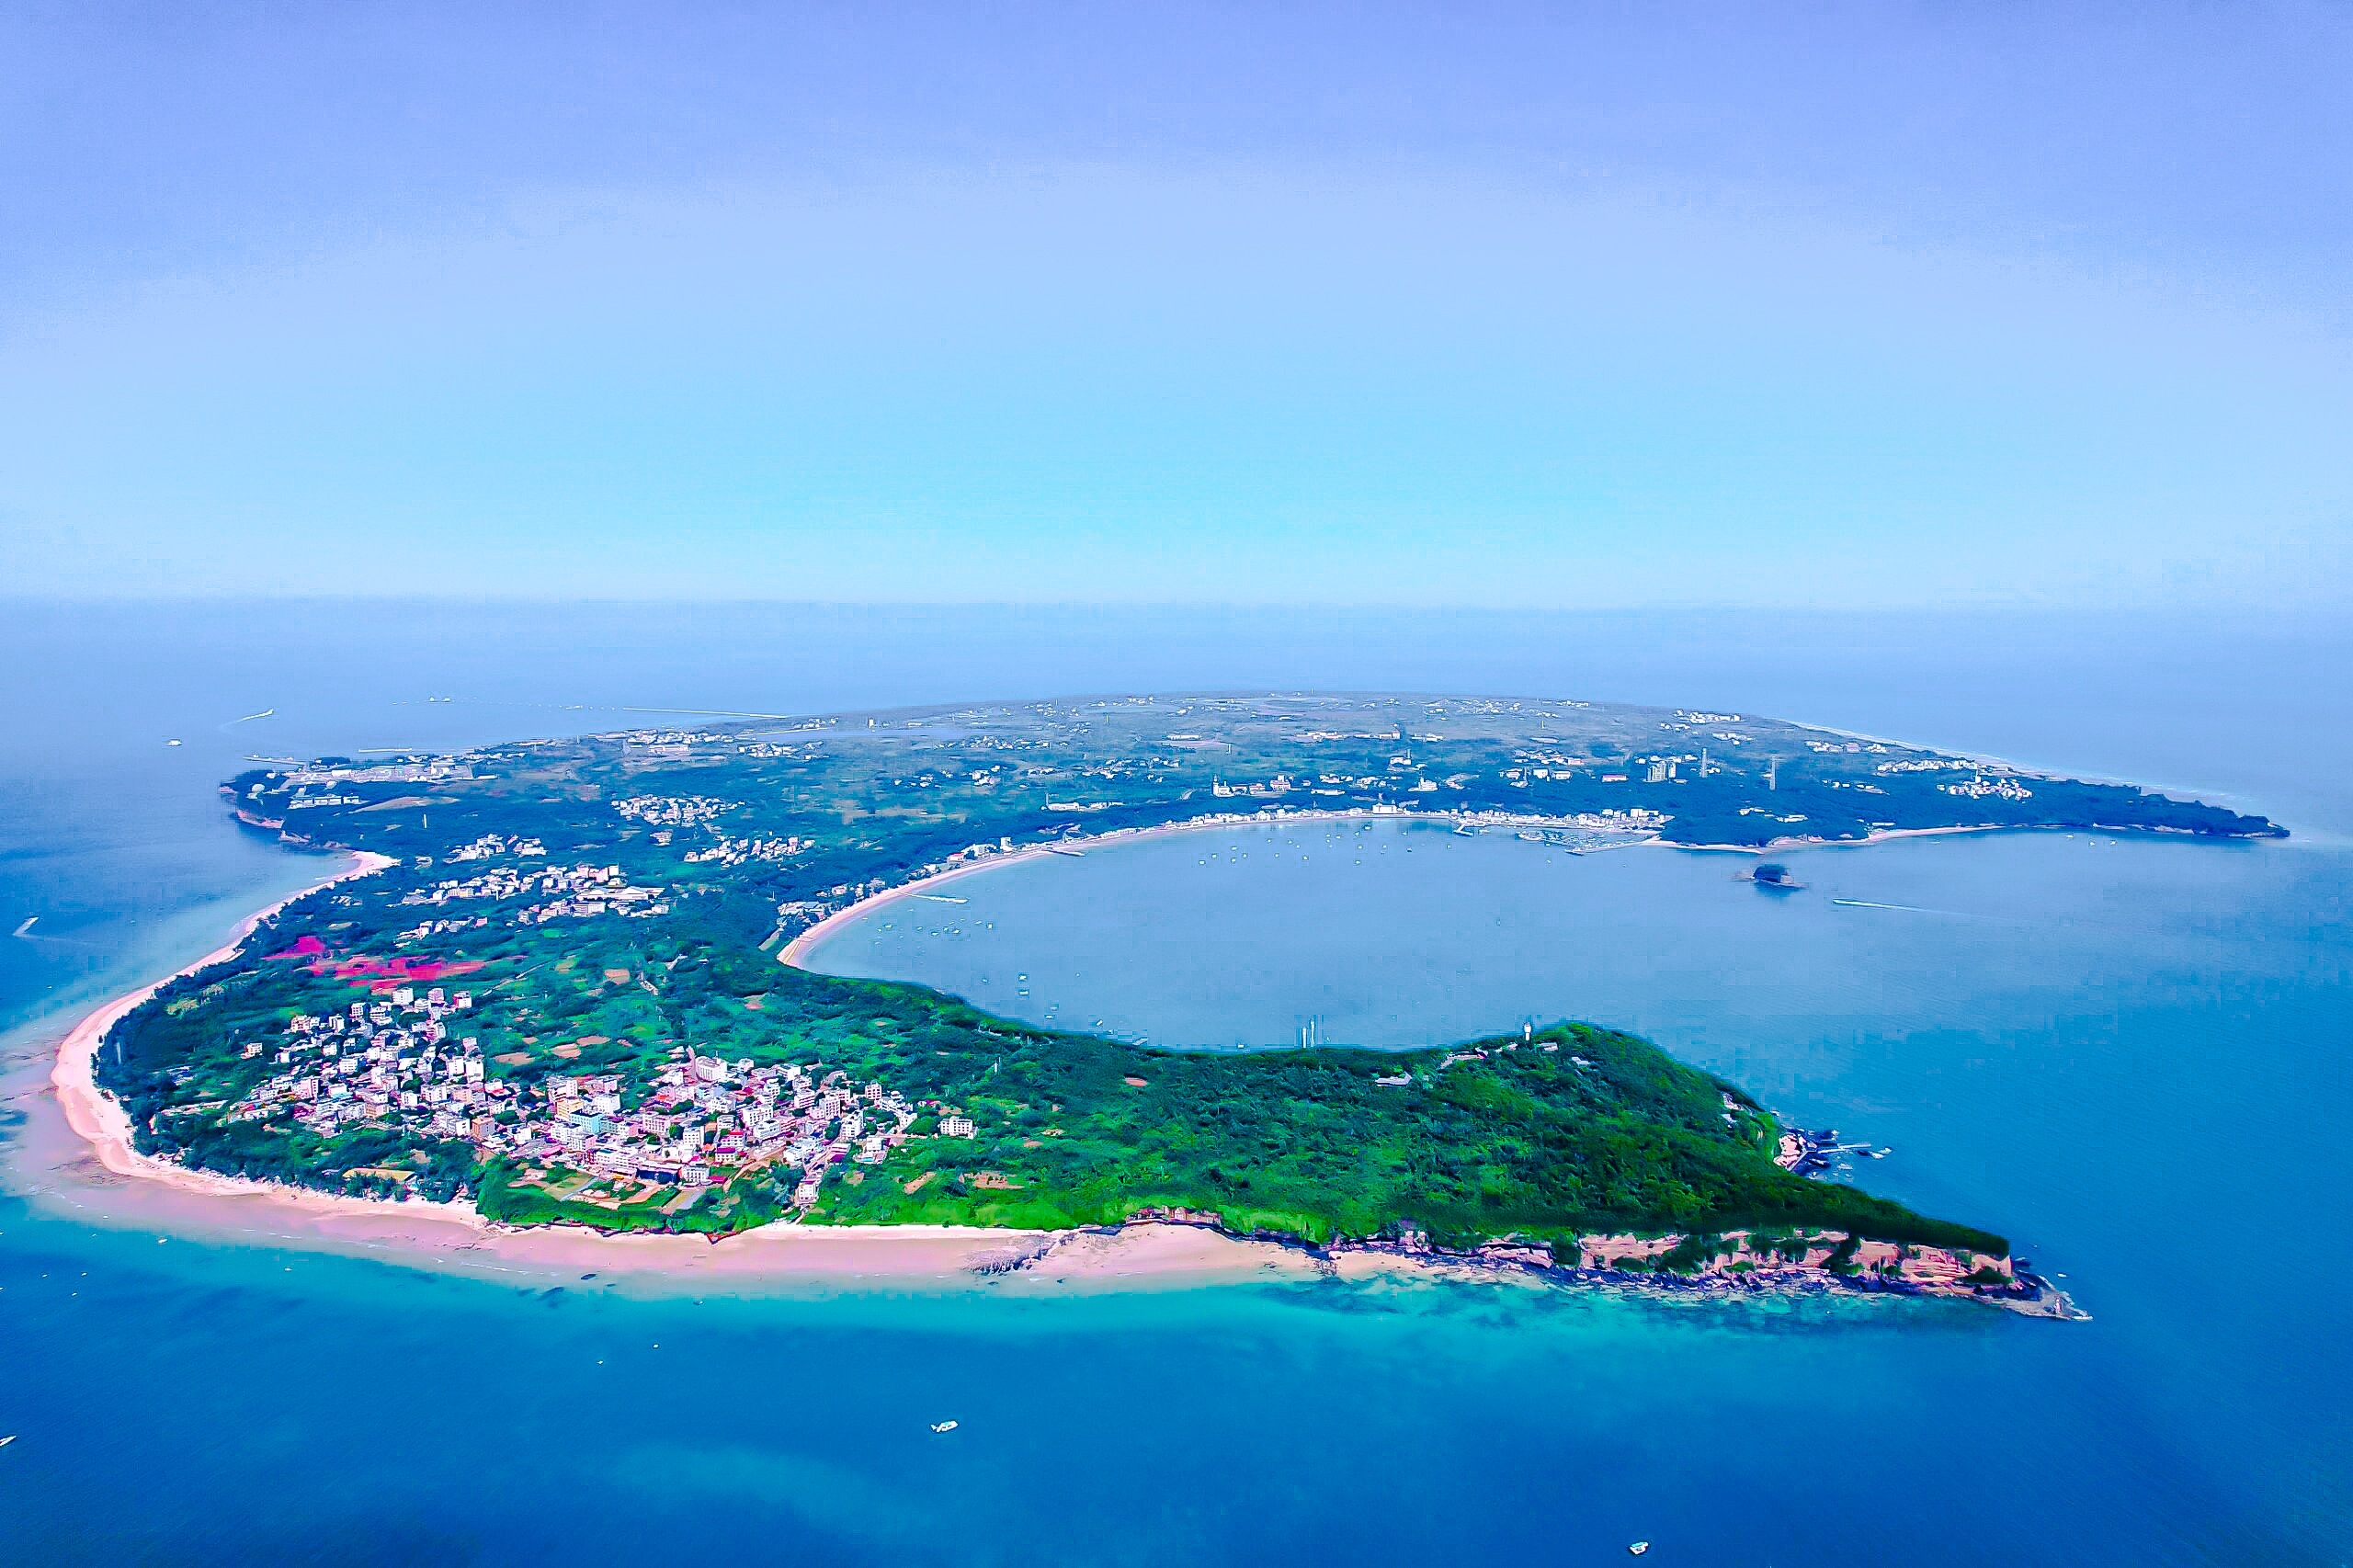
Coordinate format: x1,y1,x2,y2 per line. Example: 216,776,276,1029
1775,1125,1893,1178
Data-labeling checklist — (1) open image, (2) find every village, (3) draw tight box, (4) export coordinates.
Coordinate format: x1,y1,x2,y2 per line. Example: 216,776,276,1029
395,860,673,933
213,981,932,1210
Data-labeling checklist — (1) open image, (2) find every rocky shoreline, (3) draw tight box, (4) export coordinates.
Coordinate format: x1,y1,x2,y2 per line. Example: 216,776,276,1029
52,839,2075,1316
1006,1213,2087,1319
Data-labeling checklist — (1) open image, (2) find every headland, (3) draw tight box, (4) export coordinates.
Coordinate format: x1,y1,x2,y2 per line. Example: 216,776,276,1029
41,688,2242,1311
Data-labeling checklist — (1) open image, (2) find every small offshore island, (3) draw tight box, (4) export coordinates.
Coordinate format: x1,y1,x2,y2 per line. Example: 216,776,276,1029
68,692,2280,1309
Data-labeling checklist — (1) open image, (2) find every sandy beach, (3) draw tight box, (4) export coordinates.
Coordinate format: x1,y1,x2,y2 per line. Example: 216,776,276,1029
779,806,1434,965
28,812,2064,1312
779,805,2069,970
781,803,1676,966
29,845,1322,1290
49,848,400,1198
1670,823,2013,855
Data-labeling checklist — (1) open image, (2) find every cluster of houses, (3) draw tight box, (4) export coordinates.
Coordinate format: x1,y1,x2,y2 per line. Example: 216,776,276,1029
275,758,482,787
214,982,949,1207
610,793,734,827
1875,757,1979,774
395,861,671,927
449,833,547,861
681,833,810,867
218,983,493,1142
392,912,493,945
1940,773,2034,801
1452,806,1669,831
606,794,810,867
521,1051,927,1205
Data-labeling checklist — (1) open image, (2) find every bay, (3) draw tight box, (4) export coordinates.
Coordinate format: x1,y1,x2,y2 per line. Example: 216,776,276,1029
2,601,2346,1565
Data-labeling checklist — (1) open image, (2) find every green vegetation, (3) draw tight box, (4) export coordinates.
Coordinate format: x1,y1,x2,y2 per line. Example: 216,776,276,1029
95,687,2244,1257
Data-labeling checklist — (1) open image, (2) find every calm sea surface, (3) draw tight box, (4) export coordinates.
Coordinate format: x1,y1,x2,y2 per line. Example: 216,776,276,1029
1,602,2346,1566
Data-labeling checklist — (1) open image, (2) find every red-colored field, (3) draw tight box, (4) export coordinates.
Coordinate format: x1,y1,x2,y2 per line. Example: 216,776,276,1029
266,934,487,992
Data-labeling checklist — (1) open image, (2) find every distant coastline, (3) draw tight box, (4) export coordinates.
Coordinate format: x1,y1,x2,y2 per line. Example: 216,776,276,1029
782,807,2083,967
781,806,1494,966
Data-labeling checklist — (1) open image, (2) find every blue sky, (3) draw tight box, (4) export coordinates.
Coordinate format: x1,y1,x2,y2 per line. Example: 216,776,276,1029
4,2,2349,608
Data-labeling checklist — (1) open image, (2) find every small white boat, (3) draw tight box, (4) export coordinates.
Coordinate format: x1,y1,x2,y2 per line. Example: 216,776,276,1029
1628,1544,1649,1557
929,1420,958,1434
1,1435,16,1448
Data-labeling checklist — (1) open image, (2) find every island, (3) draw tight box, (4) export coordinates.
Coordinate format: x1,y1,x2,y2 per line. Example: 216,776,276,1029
74,691,2279,1308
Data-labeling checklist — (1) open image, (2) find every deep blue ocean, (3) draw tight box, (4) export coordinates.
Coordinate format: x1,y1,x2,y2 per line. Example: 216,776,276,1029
2,602,2346,1566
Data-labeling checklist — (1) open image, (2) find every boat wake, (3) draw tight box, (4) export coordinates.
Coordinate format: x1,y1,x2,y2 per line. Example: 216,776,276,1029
1830,899,1987,918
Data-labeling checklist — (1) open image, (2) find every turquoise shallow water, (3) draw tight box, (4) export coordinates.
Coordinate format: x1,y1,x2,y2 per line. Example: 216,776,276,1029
805,822,2353,1562
1,603,2347,1565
